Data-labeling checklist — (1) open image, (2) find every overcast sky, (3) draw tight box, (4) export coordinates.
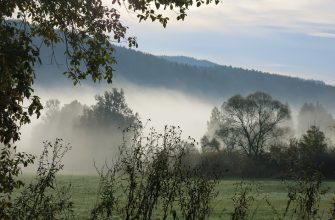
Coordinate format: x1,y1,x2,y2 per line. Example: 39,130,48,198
114,0,335,85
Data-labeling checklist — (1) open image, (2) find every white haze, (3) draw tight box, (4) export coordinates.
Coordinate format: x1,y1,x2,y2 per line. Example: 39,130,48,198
18,82,217,174
18,81,335,174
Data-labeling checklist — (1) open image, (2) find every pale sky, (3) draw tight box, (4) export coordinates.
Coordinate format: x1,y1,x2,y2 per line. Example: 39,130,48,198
114,0,335,84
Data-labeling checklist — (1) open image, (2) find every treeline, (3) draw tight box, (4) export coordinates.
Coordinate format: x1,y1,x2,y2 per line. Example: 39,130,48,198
34,89,335,178
198,92,335,179
196,126,335,178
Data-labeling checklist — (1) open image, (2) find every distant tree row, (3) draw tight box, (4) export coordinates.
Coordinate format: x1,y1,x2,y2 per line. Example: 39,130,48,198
35,90,335,177
44,88,138,130
198,92,335,178
202,92,335,154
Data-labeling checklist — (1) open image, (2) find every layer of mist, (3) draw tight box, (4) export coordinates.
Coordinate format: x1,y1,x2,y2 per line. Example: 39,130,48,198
19,81,335,174
19,82,216,174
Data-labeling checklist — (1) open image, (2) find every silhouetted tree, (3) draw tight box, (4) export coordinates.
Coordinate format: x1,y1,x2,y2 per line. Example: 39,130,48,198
204,92,290,157
299,125,327,154
286,126,333,177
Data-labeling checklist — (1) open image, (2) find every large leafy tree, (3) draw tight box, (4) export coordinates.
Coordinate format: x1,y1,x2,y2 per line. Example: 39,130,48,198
203,92,290,157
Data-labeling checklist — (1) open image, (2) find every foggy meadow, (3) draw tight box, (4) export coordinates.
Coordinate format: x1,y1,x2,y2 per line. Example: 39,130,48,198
2,1,335,219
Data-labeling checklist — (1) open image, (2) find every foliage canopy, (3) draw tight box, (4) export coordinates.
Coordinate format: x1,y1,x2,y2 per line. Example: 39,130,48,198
80,89,138,129
203,92,290,157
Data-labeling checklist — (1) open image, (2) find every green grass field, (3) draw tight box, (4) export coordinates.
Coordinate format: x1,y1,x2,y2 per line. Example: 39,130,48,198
18,175,335,219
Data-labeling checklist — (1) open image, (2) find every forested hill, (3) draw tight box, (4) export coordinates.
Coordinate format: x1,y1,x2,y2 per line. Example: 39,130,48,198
36,45,335,109
113,47,335,108
158,55,218,67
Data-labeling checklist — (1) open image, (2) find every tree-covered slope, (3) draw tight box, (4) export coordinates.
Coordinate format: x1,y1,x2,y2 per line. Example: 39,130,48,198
35,45,335,109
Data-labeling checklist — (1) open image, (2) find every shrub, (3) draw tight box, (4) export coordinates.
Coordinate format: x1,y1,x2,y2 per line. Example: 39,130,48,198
92,122,218,220
8,139,73,220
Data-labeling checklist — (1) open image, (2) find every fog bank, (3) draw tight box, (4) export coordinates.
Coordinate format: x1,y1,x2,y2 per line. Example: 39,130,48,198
19,82,216,174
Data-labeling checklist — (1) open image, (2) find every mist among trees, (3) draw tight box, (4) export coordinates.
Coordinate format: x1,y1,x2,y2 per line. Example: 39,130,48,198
30,89,138,173
24,89,335,179
197,92,335,179
2,1,335,218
